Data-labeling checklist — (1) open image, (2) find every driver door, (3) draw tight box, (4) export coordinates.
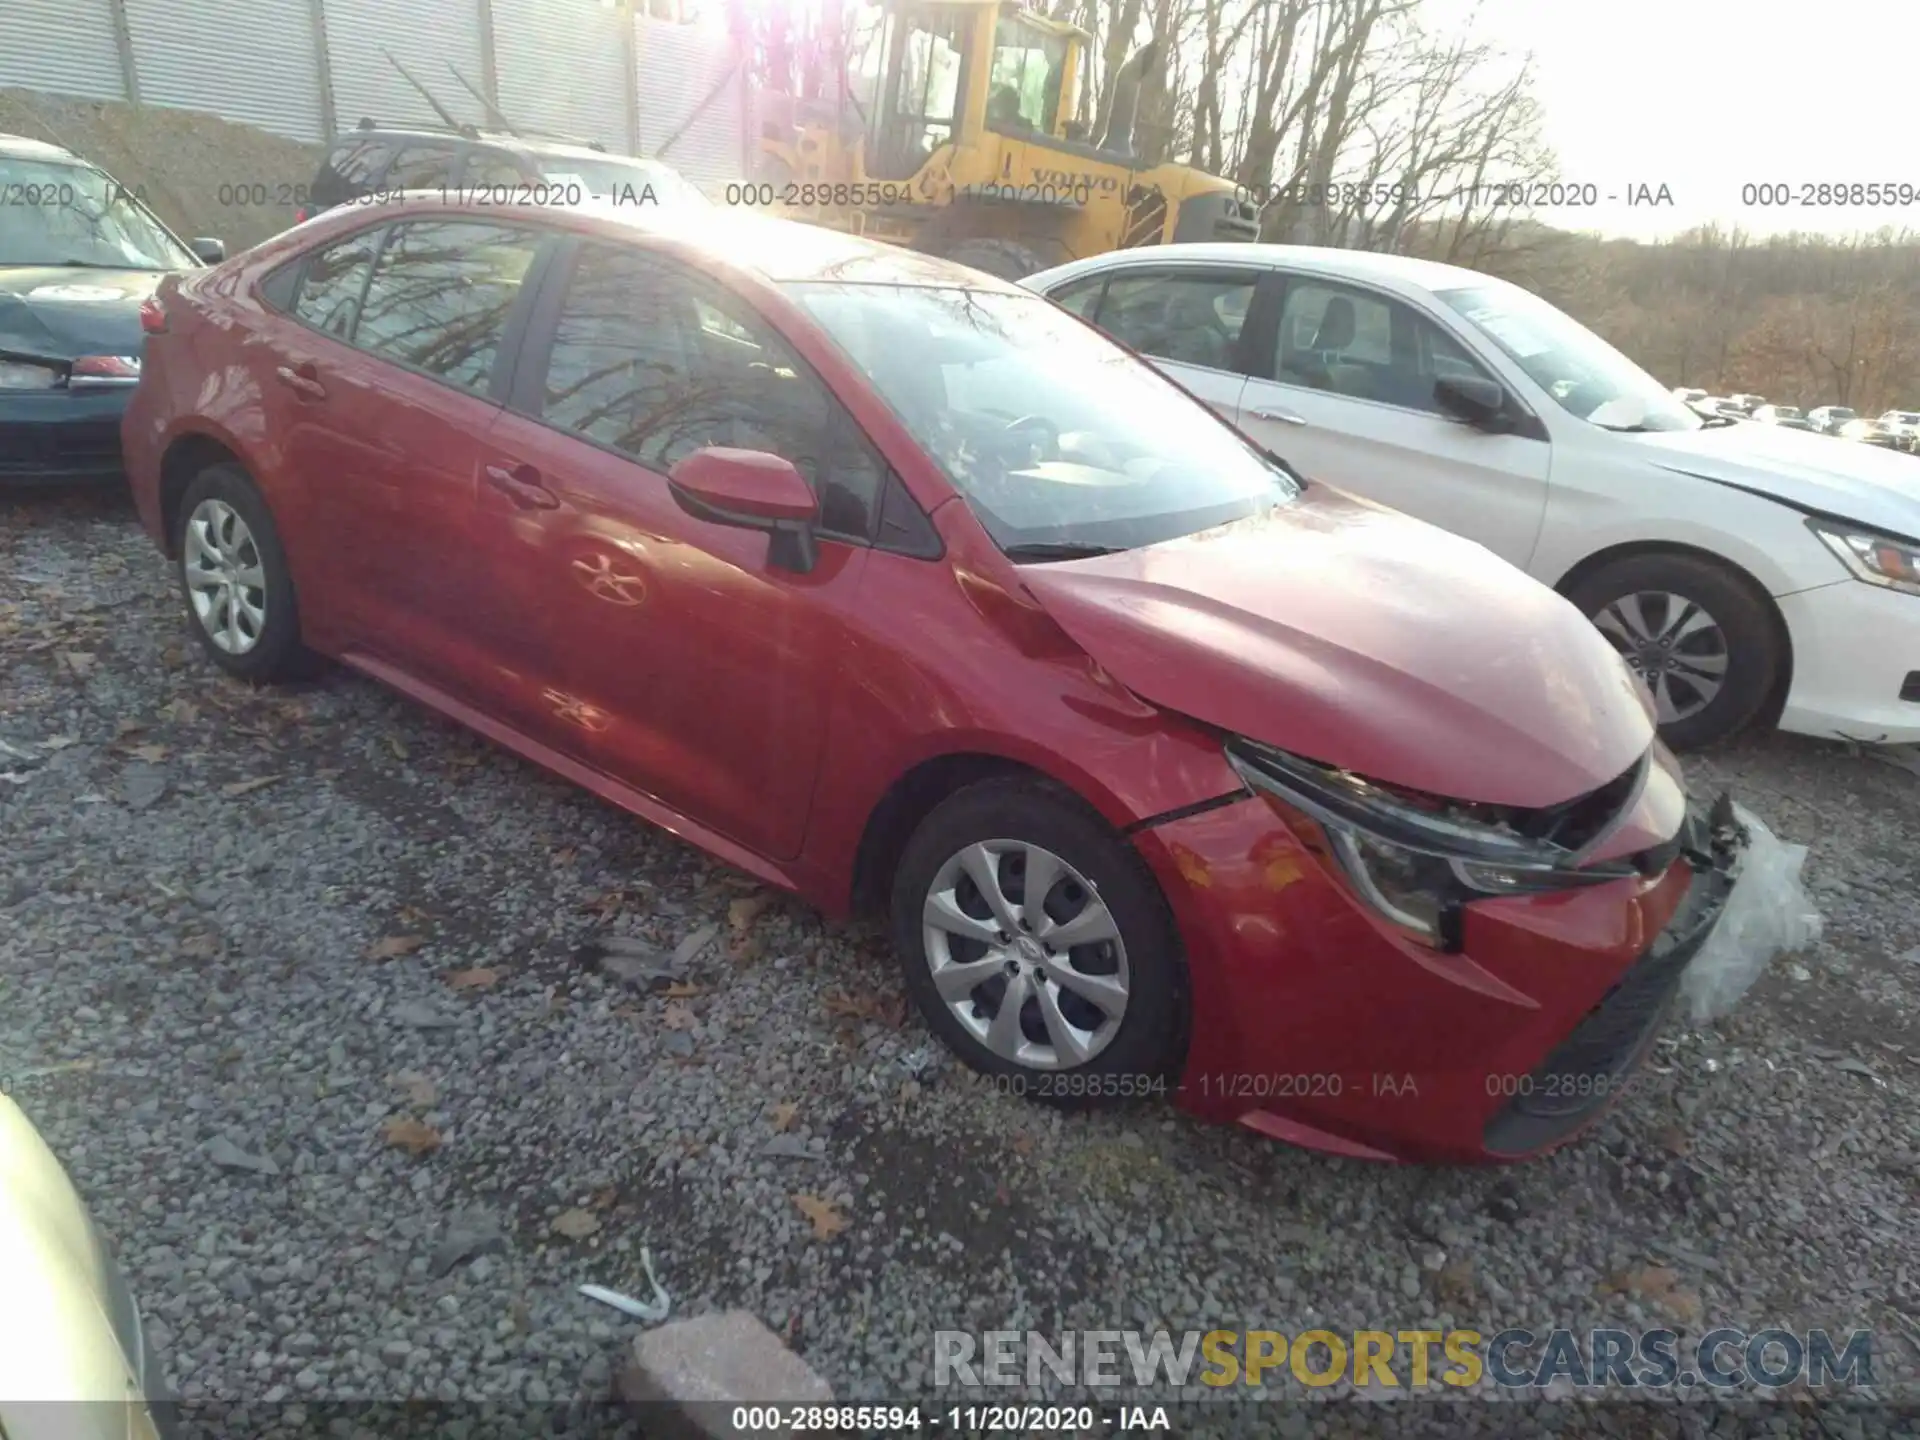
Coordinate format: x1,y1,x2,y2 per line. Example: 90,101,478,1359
1234,271,1551,568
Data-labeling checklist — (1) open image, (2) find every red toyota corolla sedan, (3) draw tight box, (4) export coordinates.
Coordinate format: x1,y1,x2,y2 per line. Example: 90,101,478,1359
122,196,1747,1163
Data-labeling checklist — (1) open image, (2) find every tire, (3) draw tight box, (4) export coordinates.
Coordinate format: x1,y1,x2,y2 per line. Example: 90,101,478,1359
173,462,319,682
1565,553,1780,751
939,238,1054,282
889,777,1186,1108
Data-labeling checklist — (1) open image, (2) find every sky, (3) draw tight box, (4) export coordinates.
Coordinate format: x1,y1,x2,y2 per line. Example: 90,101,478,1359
1457,0,1920,241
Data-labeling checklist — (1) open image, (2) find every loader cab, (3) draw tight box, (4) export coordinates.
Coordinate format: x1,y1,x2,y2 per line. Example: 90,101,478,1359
854,0,1087,180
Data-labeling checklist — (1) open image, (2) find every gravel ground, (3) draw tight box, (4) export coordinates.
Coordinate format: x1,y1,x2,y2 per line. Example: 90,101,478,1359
3,489,1918,1438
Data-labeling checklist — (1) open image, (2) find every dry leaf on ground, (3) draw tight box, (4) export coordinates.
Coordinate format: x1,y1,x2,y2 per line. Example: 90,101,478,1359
446,967,501,991
125,743,170,763
770,1101,799,1132
365,934,427,961
222,776,279,797
791,1193,848,1240
662,1001,698,1031
551,1208,601,1239
387,735,409,760
728,894,772,931
662,981,704,999
381,1116,441,1155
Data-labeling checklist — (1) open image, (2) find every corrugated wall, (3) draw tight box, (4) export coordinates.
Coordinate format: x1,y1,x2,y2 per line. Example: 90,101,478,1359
633,15,744,188
0,0,744,182
321,0,489,133
123,0,327,140
492,0,629,152
0,0,128,103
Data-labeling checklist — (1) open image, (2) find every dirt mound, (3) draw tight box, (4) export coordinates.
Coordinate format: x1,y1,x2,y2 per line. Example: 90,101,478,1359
0,88,322,253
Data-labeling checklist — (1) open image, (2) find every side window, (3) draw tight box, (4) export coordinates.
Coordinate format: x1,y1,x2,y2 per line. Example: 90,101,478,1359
1092,270,1255,373
538,244,886,540
289,226,383,338
1274,276,1494,415
350,221,544,391
1048,276,1105,321
383,144,459,190
461,149,530,187
314,138,394,202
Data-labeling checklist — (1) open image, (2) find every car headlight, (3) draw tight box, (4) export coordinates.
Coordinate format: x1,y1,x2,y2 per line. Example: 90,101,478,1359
1808,518,1920,597
1225,738,1639,949
0,358,62,389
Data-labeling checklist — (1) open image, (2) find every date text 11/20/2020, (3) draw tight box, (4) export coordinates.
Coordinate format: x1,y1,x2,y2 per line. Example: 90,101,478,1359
724,1404,1174,1433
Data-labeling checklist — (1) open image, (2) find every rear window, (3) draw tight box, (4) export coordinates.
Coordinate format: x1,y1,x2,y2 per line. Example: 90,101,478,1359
313,138,395,204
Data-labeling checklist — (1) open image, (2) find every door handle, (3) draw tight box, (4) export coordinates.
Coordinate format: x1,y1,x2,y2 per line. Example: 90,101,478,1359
484,462,559,510
274,364,326,400
1250,406,1307,426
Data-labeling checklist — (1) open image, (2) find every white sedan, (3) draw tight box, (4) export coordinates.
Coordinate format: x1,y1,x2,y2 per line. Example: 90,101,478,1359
1022,244,1920,749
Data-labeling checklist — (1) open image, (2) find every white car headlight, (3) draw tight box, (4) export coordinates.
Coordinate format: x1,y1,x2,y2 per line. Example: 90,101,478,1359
1808,518,1920,597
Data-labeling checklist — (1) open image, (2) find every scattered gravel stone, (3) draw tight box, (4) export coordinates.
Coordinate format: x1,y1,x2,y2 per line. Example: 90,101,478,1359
204,1136,279,1175
4,492,1916,1426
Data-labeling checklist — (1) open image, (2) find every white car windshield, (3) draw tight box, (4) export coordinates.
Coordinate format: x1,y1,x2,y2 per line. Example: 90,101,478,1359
785,283,1300,555
0,157,198,270
1436,283,1702,434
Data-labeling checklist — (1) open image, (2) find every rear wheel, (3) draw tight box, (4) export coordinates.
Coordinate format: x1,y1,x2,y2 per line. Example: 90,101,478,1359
890,778,1186,1107
939,238,1054,282
174,463,319,682
1565,553,1780,750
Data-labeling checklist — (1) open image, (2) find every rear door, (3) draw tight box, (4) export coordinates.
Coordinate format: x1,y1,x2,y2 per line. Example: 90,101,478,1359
258,217,555,703
1044,265,1256,423
1234,270,1552,568
473,238,887,860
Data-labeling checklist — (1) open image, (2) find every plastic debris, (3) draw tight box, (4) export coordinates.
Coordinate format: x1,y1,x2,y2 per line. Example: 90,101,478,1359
1679,804,1822,1025
580,1249,672,1323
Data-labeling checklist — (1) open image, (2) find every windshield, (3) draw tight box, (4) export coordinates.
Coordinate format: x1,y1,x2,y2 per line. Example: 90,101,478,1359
988,16,1069,132
1436,283,1700,433
1773,405,1802,418
785,283,1299,553
0,157,198,270
542,158,711,209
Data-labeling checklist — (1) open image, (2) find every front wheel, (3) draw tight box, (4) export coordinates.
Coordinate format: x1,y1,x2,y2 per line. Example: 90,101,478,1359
890,778,1187,1107
1565,553,1780,750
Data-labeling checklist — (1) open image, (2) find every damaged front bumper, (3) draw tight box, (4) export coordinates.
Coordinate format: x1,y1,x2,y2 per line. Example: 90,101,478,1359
1480,794,1750,1157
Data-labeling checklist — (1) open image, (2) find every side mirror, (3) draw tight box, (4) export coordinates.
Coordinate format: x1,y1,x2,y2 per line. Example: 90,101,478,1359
667,447,820,574
191,237,228,264
1433,373,1511,431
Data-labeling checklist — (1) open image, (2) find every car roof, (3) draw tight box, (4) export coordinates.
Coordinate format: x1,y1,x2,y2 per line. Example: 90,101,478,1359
1038,241,1499,295
313,192,1032,292
0,132,83,164
342,126,617,160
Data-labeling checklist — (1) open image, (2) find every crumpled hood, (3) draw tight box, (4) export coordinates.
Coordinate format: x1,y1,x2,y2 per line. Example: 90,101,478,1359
1629,422,1920,540
1018,489,1653,808
0,267,162,362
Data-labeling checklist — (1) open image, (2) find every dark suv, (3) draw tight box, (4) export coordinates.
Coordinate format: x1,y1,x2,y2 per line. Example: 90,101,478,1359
296,120,710,223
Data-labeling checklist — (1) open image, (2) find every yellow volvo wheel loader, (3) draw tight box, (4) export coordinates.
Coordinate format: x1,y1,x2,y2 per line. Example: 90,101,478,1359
749,0,1260,278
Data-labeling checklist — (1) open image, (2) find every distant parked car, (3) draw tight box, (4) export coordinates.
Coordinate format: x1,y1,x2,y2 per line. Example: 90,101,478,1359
1878,410,1920,452
297,119,710,226
1841,416,1906,450
1807,405,1857,436
0,132,221,486
1672,386,1708,405
1725,392,1766,413
1027,241,1920,749
1752,404,1814,431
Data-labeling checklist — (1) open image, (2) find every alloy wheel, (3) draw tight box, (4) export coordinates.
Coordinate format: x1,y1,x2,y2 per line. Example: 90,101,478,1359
184,497,268,655
1592,590,1729,723
920,839,1130,1069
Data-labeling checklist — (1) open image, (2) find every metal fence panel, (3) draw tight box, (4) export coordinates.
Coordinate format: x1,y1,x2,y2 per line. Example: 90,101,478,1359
123,0,326,141
0,0,128,103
